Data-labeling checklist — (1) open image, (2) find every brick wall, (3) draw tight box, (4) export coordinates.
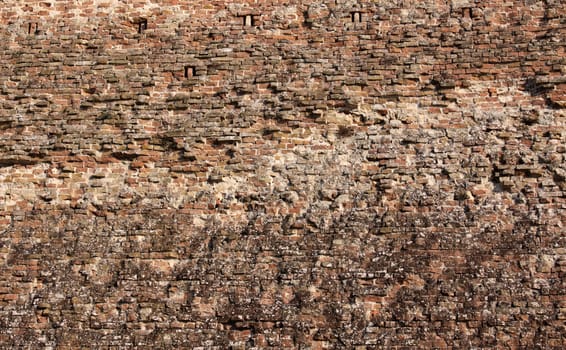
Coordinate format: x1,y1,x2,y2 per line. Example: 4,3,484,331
0,0,564,348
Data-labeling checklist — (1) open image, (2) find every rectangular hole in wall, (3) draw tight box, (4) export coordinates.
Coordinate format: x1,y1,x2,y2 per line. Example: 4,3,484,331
28,22,39,35
242,15,256,27
351,12,362,23
184,66,196,78
138,19,148,34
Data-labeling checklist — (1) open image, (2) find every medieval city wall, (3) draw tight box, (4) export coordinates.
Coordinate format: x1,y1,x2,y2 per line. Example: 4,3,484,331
0,1,565,348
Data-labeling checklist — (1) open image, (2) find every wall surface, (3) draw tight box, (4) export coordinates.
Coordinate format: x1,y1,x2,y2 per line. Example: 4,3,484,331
0,0,565,348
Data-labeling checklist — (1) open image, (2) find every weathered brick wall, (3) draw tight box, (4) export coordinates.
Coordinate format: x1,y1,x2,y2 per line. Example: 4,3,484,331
0,0,564,348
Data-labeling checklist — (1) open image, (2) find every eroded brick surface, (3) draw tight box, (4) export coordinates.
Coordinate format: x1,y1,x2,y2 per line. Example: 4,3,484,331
0,1,565,348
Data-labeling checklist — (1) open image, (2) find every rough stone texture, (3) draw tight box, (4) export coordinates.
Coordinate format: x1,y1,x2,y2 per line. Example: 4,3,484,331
0,0,565,348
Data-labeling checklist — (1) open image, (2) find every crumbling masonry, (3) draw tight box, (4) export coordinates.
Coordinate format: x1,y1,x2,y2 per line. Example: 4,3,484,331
0,0,565,348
